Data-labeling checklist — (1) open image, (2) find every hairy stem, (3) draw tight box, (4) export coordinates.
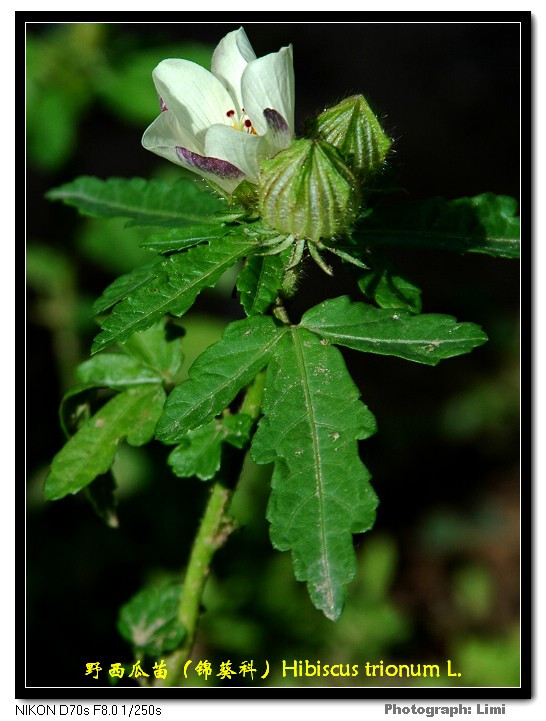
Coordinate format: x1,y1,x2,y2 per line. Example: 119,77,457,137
156,370,266,686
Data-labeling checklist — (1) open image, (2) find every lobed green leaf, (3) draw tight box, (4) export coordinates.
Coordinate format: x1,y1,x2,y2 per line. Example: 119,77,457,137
251,327,378,620
353,193,520,258
358,255,422,314
75,320,183,390
92,257,164,316
92,236,256,354
76,354,164,390
168,414,253,481
46,176,224,228
44,385,166,500
301,296,487,365
118,582,186,658
236,247,293,316
140,224,235,254
156,316,285,443
121,318,184,383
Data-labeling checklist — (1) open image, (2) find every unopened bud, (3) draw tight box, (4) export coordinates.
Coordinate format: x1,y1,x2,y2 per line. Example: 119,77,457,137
258,138,359,242
310,95,391,178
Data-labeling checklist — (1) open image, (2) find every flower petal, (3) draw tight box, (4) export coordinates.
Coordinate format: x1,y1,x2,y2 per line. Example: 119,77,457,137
263,108,292,152
142,108,202,161
205,124,273,182
241,46,295,137
211,27,256,111
142,111,244,194
175,146,245,194
152,59,235,151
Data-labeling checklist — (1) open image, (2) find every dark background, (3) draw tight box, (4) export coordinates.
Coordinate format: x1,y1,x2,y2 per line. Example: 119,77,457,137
26,19,522,691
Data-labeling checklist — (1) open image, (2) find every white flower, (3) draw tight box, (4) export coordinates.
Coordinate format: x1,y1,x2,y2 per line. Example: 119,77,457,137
142,27,295,194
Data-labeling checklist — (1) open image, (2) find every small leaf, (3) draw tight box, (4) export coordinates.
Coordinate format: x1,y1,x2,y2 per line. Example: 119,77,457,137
76,354,164,390
47,176,224,228
140,224,234,253
251,327,378,620
121,318,184,383
236,248,293,316
358,255,422,314
301,296,487,366
118,582,186,657
45,385,166,500
168,414,253,480
353,193,520,259
156,316,285,443
92,257,164,316
92,236,256,353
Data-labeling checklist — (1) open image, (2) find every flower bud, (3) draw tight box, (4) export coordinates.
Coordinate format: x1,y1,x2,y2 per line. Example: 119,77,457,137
310,95,391,178
258,138,359,242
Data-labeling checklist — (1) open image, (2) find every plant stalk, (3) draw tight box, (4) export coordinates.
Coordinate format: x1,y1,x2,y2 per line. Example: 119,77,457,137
156,370,266,686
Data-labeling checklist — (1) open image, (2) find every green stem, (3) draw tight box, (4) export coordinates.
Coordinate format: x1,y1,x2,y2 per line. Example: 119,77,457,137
240,367,267,417
157,370,266,687
163,479,234,682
